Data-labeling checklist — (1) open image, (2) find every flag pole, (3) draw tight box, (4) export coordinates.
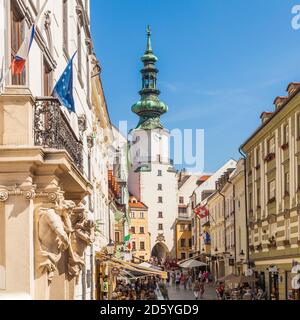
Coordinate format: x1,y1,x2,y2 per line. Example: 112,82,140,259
0,0,49,92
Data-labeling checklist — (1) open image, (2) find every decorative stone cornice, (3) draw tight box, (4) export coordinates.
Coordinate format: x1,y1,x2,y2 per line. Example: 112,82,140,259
0,182,66,203
0,182,37,202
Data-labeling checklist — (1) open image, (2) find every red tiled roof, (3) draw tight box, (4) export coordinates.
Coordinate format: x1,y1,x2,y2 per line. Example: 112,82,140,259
198,175,211,182
129,201,148,209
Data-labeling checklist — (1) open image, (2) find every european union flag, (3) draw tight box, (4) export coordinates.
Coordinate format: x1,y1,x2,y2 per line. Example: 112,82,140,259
52,52,77,113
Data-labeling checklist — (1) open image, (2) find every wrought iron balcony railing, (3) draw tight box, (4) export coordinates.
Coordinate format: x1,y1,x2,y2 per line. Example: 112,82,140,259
34,97,83,173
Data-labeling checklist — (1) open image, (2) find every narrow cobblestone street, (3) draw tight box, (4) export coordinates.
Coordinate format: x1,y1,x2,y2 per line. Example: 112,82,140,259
168,284,217,301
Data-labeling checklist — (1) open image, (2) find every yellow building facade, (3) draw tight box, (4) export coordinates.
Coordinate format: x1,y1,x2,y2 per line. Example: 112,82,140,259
175,218,192,261
128,197,151,262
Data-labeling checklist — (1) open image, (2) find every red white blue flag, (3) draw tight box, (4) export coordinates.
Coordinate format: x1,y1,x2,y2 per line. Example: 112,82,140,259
11,25,36,75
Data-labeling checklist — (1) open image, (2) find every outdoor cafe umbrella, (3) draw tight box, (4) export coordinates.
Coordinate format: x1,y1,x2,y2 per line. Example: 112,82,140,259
238,275,258,284
217,273,240,283
179,259,207,269
220,274,258,284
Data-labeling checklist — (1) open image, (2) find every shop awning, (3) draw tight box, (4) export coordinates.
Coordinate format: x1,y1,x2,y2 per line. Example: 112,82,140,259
96,252,167,279
179,259,207,268
139,262,164,271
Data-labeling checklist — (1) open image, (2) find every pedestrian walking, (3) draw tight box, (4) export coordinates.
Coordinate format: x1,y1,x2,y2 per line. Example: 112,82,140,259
208,273,213,287
188,274,193,290
193,280,201,300
216,283,225,300
198,270,202,281
175,273,181,290
199,279,205,299
182,273,188,290
159,282,170,300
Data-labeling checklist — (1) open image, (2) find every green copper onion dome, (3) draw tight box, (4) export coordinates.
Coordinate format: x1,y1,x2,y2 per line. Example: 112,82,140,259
131,26,168,130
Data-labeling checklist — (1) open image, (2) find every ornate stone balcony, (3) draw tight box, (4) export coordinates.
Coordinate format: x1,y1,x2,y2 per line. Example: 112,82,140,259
34,98,83,173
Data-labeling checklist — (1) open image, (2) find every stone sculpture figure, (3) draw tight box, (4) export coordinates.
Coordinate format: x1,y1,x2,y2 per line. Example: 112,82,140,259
37,199,76,282
37,207,69,282
68,206,95,278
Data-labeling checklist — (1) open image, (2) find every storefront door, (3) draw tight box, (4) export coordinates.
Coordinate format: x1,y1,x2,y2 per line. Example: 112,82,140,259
269,272,279,300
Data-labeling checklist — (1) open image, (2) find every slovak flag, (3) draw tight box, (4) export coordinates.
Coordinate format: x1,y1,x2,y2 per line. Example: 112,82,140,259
11,25,36,75
194,206,209,219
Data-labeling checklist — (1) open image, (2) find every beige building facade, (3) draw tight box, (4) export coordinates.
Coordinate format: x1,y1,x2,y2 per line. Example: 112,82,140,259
0,0,117,300
241,82,300,300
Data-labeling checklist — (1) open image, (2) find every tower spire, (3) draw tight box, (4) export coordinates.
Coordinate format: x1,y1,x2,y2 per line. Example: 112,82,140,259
146,25,152,53
131,26,168,130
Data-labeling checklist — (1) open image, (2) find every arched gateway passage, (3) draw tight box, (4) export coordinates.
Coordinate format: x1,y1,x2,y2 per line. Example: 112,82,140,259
151,243,169,261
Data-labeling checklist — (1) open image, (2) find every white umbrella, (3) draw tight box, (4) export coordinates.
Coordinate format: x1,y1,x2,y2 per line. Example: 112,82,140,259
179,259,207,269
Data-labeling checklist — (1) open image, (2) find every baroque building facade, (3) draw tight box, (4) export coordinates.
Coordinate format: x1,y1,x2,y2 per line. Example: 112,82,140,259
0,0,128,300
241,82,300,300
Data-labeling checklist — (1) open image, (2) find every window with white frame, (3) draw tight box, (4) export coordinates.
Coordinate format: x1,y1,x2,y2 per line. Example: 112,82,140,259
268,137,275,154
256,146,260,166
284,171,290,196
283,124,289,145
297,113,300,139
268,180,276,201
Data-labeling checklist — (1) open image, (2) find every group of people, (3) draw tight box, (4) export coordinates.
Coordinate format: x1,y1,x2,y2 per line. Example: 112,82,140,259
111,276,169,301
168,270,213,300
215,282,266,300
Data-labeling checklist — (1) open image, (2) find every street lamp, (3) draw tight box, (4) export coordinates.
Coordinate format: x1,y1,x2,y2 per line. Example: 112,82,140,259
106,240,115,301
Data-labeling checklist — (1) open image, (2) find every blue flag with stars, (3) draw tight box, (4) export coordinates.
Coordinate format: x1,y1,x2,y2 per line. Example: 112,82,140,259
52,52,77,112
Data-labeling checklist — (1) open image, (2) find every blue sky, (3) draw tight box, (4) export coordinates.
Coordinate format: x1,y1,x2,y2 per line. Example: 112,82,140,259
91,0,300,173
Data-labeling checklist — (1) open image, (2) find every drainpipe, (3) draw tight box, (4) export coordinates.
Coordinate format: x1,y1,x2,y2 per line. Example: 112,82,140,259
239,147,250,269
227,178,237,272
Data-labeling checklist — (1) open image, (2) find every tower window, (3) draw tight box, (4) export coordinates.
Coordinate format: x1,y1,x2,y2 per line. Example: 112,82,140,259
158,170,162,176
158,211,163,218
158,184,162,191
158,197,163,203
179,196,184,204
158,224,163,231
